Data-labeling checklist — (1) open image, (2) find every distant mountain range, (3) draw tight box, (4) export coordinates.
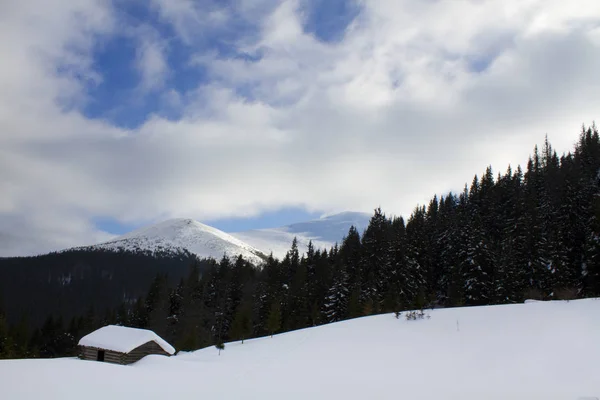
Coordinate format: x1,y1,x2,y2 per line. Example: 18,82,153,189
232,211,371,259
78,212,372,263
0,212,371,329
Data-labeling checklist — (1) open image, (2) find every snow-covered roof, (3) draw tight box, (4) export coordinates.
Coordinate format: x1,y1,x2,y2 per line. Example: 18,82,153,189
78,325,175,355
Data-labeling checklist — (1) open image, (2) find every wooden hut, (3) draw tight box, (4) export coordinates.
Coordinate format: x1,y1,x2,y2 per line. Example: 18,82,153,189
78,325,175,365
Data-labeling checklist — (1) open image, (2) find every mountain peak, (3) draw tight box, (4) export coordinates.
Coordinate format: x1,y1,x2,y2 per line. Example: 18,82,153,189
88,218,267,264
73,212,370,263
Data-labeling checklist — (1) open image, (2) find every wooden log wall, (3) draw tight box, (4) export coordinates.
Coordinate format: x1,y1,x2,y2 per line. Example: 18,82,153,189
78,341,171,365
124,341,171,364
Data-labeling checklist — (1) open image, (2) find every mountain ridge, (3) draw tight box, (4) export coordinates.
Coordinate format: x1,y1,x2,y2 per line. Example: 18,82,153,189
232,211,371,258
78,218,267,264
71,212,372,262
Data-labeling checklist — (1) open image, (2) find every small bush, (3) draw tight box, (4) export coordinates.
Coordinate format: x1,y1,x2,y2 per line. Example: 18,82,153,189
405,310,430,321
554,287,579,301
523,287,545,301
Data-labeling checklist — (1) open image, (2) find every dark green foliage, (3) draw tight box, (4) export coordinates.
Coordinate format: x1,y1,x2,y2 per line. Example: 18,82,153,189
0,249,202,329
0,309,10,358
323,264,349,323
230,302,253,343
360,208,392,311
215,340,225,355
266,301,282,338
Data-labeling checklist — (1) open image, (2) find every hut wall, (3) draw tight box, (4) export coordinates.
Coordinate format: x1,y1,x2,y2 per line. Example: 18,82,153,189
124,341,171,364
78,346,126,364
78,341,171,365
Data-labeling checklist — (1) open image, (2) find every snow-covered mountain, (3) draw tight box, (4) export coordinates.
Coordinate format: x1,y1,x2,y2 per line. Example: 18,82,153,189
232,211,371,259
82,218,267,264
3,299,599,399
74,212,371,263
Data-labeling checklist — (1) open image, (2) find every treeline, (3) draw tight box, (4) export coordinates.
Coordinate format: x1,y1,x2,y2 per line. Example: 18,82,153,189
1,125,599,359
0,248,202,328
0,249,208,359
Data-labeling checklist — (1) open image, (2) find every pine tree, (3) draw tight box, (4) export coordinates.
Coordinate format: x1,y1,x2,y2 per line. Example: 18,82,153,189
9,315,29,358
166,279,185,344
266,301,281,338
230,302,253,344
360,208,392,311
143,274,170,337
0,308,11,359
215,340,225,355
323,263,349,323
339,226,362,317
255,253,281,335
404,210,428,308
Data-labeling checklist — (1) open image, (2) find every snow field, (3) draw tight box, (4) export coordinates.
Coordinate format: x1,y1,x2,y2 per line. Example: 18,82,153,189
1,298,599,400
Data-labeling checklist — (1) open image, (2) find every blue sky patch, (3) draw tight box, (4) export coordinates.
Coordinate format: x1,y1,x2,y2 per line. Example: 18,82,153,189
467,55,494,73
302,0,361,43
203,208,322,233
93,217,139,236
94,208,323,235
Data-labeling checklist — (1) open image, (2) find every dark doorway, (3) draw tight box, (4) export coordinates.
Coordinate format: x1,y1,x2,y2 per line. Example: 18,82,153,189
97,350,105,362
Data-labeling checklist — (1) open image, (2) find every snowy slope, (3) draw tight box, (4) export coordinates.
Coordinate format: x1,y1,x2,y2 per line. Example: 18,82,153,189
232,211,371,258
82,218,266,264
3,299,599,399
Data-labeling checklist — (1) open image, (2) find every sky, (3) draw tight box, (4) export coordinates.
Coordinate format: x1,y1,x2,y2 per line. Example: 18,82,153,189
1,0,600,256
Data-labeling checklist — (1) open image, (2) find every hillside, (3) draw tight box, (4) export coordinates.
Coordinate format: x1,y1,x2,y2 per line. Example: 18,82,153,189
0,250,205,327
232,211,371,258
2,299,599,399
83,218,267,264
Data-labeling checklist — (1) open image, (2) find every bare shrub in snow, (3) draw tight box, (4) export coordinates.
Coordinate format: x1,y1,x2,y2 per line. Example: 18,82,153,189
405,310,430,321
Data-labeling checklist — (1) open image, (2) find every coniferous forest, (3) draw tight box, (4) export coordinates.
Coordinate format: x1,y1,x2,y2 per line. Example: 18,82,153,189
1,125,599,359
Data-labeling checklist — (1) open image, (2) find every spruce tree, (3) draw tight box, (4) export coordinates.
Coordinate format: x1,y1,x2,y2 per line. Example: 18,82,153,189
0,308,11,359
360,208,392,311
266,301,281,338
339,226,362,316
215,340,225,355
323,263,349,323
230,302,253,344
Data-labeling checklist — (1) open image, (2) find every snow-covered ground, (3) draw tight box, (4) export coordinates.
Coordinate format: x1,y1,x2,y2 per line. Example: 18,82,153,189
2,299,599,399
233,211,371,258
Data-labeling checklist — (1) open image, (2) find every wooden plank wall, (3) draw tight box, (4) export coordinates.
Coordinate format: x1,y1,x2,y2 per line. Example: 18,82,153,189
124,341,171,364
78,346,125,364
78,341,171,365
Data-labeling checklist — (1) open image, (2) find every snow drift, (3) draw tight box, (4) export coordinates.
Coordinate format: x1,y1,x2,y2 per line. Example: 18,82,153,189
1,299,599,399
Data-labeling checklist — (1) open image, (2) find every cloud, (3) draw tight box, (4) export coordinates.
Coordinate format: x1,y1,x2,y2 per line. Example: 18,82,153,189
134,27,169,92
149,0,231,43
1,0,600,255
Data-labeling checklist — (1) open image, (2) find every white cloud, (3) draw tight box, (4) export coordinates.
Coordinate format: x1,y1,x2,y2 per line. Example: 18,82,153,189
1,0,600,255
134,27,169,92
